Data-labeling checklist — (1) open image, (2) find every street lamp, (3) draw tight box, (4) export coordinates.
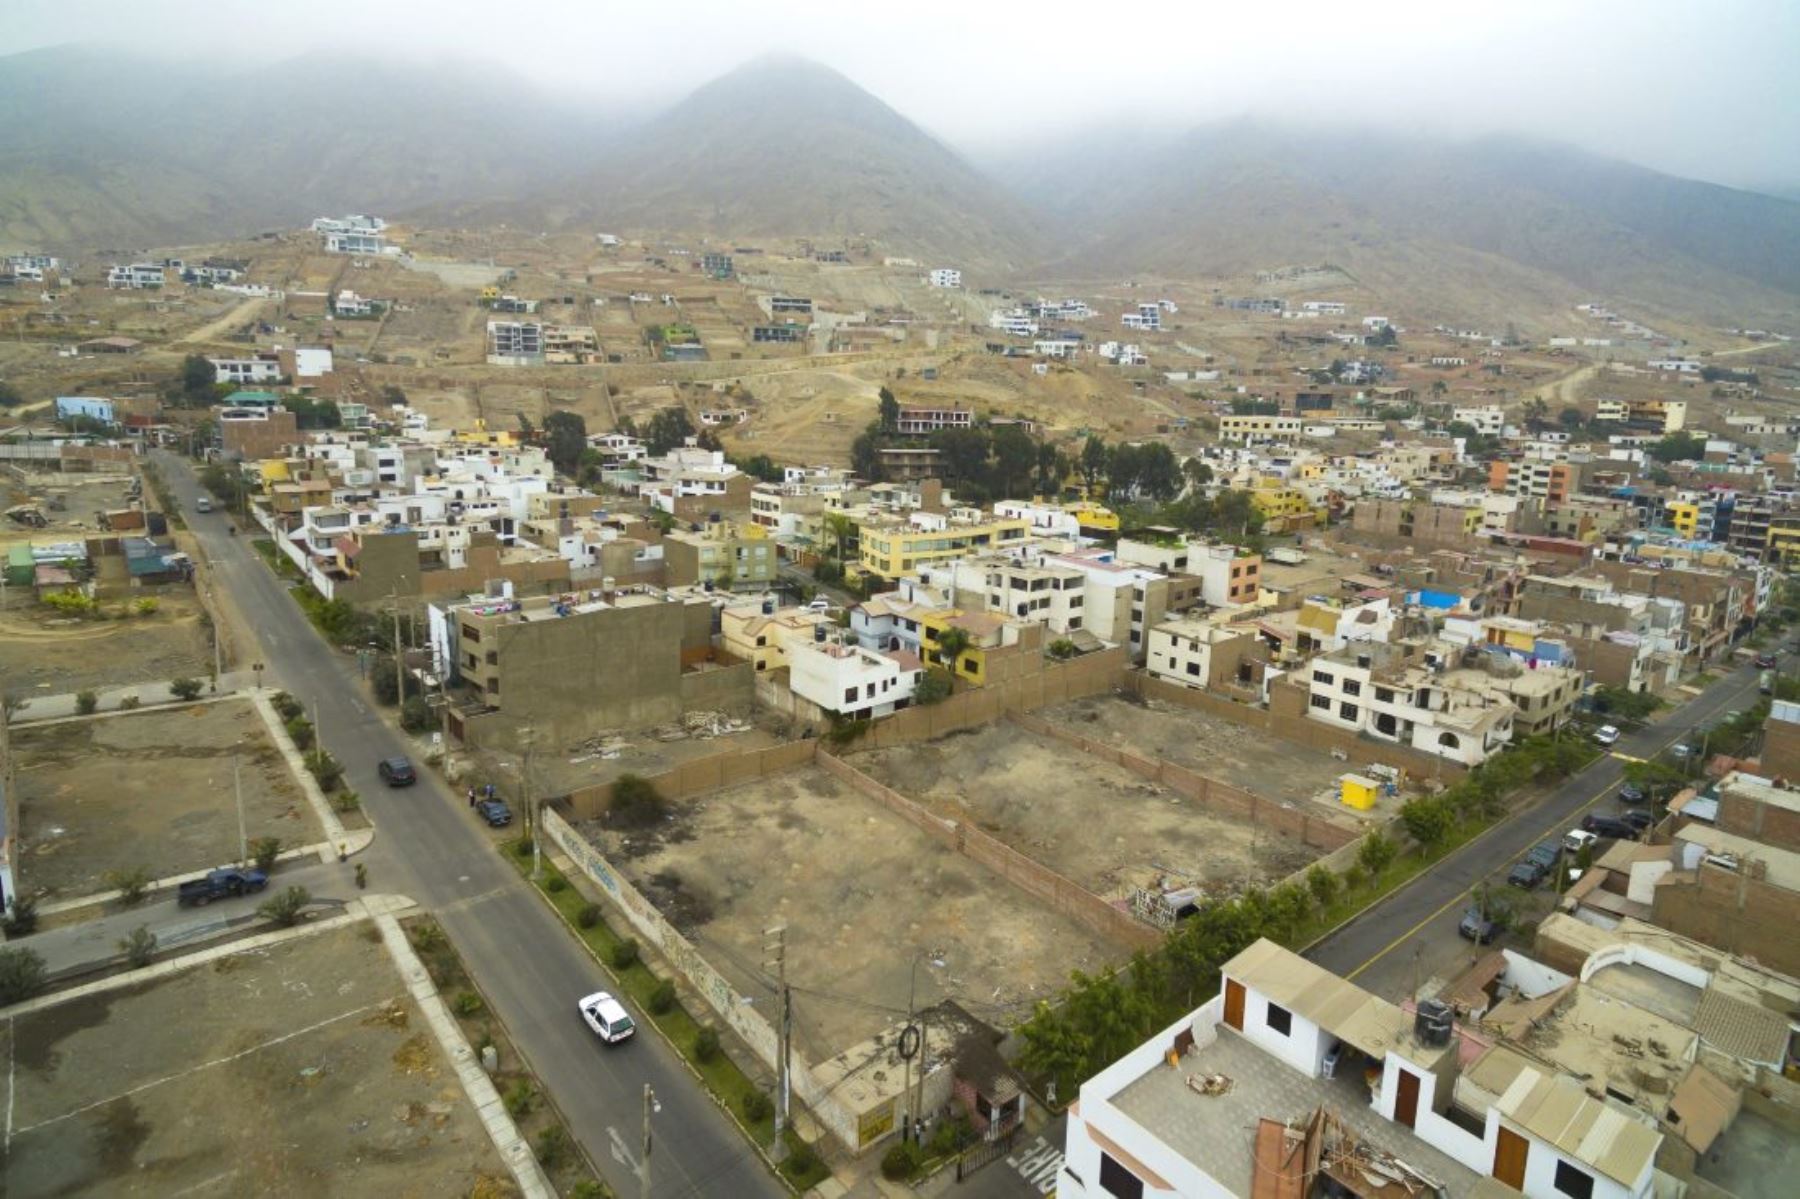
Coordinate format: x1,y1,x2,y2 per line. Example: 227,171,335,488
640,1084,660,1199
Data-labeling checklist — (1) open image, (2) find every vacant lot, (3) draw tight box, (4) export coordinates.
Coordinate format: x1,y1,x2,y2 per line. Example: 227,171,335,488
0,589,212,698
1,924,509,1198
578,764,1124,1056
13,698,321,900
0,473,140,552
1039,694,1373,819
853,721,1323,903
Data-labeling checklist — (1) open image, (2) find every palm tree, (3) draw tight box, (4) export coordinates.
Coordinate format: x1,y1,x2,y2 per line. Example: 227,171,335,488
933,627,974,681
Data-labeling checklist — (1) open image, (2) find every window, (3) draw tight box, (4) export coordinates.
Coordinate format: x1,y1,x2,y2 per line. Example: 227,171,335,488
1342,679,1362,696
1313,670,1334,685
1098,1153,1144,1199
1311,694,1331,711
1187,662,1200,676
1339,702,1359,721
844,687,857,703
1265,1004,1292,1035
1375,687,1395,703
1553,1160,1594,1199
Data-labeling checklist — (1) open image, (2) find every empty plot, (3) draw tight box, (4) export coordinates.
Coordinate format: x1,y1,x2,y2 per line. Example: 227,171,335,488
852,722,1323,901
577,765,1124,1056
14,699,322,900
1,924,506,1198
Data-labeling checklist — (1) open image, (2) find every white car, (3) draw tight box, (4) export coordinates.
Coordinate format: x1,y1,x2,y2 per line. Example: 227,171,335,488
578,991,636,1044
1594,725,1620,747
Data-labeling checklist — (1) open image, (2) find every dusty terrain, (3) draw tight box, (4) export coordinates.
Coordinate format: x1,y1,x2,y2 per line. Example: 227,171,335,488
13,698,321,899
1,924,509,1198
851,721,1324,903
578,764,1125,1056
0,589,212,698
0,473,141,552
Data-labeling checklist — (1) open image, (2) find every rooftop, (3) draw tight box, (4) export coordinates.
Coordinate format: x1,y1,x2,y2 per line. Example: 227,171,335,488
1462,1046,1661,1188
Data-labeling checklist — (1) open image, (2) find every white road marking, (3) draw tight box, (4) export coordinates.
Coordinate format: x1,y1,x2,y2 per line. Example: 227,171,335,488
607,1124,639,1173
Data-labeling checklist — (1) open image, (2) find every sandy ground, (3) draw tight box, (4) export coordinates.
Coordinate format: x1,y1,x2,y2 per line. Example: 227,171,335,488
13,698,321,900
0,589,213,697
0,473,141,552
1037,694,1375,818
851,722,1323,903
578,764,1125,1057
489,722,782,800
1,924,509,1198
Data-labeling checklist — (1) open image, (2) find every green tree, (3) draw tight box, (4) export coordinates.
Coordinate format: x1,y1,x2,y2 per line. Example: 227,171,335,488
1357,831,1397,876
0,381,23,408
644,407,696,454
850,424,885,482
105,865,155,905
169,677,204,701
933,627,973,676
1035,441,1067,496
610,773,669,827
250,836,283,873
119,925,158,968
913,667,952,705
0,947,47,1005
257,886,311,927
1079,435,1108,494
990,425,1037,498
179,354,217,404
877,387,900,432
1182,457,1214,494
543,410,588,477
1647,431,1706,464
1400,796,1454,848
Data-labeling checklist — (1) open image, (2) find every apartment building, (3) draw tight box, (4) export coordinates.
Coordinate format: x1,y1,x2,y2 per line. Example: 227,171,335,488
989,310,1039,337
662,521,775,590
1303,642,1515,765
857,509,1030,582
1062,938,1662,1199
1219,415,1303,443
106,263,164,289
1453,404,1505,434
638,444,750,519
896,405,973,436
1042,546,1198,658
928,268,962,288
324,229,386,255
1592,397,1687,432
486,321,544,366
218,406,300,460
1488,459,1576,504
208,355,282,384
1145,615,1257,691
1116,537,1262,608
789,633,922,719
719,601,828,672
333,290,379,317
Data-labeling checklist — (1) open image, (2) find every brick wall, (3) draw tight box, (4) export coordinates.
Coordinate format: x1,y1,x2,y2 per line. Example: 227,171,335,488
1651,865,1800,976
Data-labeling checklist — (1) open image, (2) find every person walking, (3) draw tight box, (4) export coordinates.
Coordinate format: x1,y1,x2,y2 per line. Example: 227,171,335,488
467,785,477,808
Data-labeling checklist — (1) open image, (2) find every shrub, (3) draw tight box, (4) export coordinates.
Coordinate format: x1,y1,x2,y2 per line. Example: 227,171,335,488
693,1025,721,1063
503,1078,537,1118
332,789,361,814
609,773,668,828
40,589,96,616
1400,795,1455,849
741,1089,772,1123
569,1183,607,1199
271,691,304,720
249,836,282,873
284,716,315,750
611,939,640,970
1047,638,1077,661
134,597,159,616
1357,831,1397,877
411,922,446,952
781,1142,820,1180
169,677,204,701
1305,865,1340,909
533,1124,569,1169
0,947,48,1005
305,750,343,792
75,689,98,715
913,667,953,705
452,990,485,1017
119,925,158,968
576,903,600,929
257,886,310,927
3,897,39,937
104,865,154,906
648,979,677,1015
881,1141,922,1180
118,695,141,710
400,695,433,733
514,837,535,858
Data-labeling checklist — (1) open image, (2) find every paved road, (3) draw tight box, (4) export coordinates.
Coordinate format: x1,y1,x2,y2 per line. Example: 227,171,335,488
152,452,785,1199
1307,656,1770,981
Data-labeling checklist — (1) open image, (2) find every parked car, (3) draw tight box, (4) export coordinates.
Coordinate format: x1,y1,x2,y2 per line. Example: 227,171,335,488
1619,810,1657,833
578,991,636,1043
177,867,267,907
1458,907,1498,944
1507,858,1549,889
1563,828,1600,856
377,756,417,786
1618,784,1647,806
1594,725,1621,747
195,495,213,513
1669,743,1693,760
475,798,513,827
1524,840,1562,872
1755,652,1777,669
1582,813,1638,840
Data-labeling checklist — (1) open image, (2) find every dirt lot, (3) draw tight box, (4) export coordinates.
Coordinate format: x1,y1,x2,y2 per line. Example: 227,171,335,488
13,698,322,900
506,720,782,799
0,589,212,698
1,923,510,1198
578,764,1124,1057
0,472,141,552
852,722,1324,904
1037,694,1376,818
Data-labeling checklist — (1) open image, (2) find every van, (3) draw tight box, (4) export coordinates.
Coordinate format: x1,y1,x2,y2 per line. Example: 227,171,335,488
195,495,213,513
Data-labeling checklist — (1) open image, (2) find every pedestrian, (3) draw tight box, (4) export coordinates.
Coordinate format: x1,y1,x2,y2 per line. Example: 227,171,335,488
485,782,496,801
467,786,477,808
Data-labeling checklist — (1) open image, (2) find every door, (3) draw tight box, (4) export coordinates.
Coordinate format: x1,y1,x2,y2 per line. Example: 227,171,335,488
1493,1125,1529,1190
1394,1069,1420,1129
1224,979,1245,1031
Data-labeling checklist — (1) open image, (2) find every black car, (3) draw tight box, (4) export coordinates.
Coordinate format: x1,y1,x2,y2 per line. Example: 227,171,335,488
475,798,513,827
1458,907,1498,944
1618,784,1647,806
1507,859,1549,889
1755,652,1778,669
1619,810,1657,833
1582,813,1637,840
378,756,417,786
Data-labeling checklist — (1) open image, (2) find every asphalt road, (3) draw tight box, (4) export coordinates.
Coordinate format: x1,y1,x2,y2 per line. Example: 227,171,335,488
1307,654,1772,981
152,452,785,1199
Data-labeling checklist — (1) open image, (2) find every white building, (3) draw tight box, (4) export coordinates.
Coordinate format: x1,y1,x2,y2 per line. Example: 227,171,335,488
1301,300,1347,315
1121,303,1162,331
928,268,962,288
989,309,1039,337
1648,358,1701,373
293,347,334,380
788,634,922,720
1452,405,1506,435
1061,938,1663,1199
1363,315,1391,330
1305,643,1514,766
333,290,378,317
208,356,282,385
992,500,1082,539
1033,337,1082,359
324,230,387,255
106,263,164,289
311,214,386,234
1146,615,1247,690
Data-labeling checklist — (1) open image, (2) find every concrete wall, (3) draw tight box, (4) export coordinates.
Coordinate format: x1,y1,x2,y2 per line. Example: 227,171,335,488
854,646,1129,751
677,661,755,715
564,739,819,818
1650,865,1800,976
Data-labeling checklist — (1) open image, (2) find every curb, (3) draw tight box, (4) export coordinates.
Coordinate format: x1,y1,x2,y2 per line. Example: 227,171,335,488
248,687,374,863
9,688,248,729
33,842,336,922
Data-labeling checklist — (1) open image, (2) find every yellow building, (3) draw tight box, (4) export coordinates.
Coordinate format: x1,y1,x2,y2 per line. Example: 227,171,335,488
452,419,521,448
1769,519,1800,568
1065,500,1119,536
858,512,1030,582
918,610,1017,685
1250,486,1321,532
1664,500,1699,538
1339,774,1379,811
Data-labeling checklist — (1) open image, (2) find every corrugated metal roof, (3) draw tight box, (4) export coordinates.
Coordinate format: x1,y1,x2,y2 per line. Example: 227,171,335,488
1222,939,1437,1066
1485,1048,1661,1186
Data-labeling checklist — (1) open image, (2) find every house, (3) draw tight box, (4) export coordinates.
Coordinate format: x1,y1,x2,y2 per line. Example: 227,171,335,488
989,310,1039,337
54,397,117,425
1220,415,1302,444
857,509,1030,583
1063,938,1664,1199
928,268,962,288
209,355,282,385
332,290,380,318
788,633,922,720
1146,615,1258,691
324,230,386,255
1116,537,1262,608
1302,642,1515,765
720,602,828,672
895,405,973,436
700,252,733,278
1454,405,1505,434
106,263,164,289
638,443,750,520
1302,300,1347,315
662,521,775,591
487,321,544,366
218,406,300,461
1121,302,1163,331
77,336,142,355
291,346,334,381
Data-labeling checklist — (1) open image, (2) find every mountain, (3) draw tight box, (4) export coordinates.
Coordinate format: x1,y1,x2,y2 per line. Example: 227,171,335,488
1000,122,1800,326
469,55,1040,267
0,46,611,252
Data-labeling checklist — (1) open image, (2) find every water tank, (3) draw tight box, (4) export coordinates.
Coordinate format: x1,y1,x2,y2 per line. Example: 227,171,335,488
762,598,774,615
1415,999,1453,1047
814,624,827,643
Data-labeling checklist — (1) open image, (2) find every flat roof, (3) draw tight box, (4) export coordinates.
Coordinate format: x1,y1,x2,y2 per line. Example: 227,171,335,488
1674,823,1800,890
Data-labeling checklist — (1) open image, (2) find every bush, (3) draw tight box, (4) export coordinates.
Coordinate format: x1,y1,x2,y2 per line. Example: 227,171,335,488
285,716,315,750
411,922,446,952
1047,638,1077,661
648,979,677,1015
75,689,98,715
781,1141,820,1180
271,691,304,720
119,925,158,968
370,657,401,706
257,886,311,927
609,773,668,828
332,789,361,814
169,677,204,701
305,750,343,792
576,903,601,929
134,597,159,616
104,865,154,906
741,1089,772,1122
693,1025,721,1063
3,897,38,937
514,838,535,859
544,876,566,894
118,695,141,710
503,1078,537,1118
913,667,953,705
881,1141,922,1180
611,939,640,970
0,947,48,1005
1305,865,1340,909
40,589,96,616
452,990,485,1017
249,836,282,873
533,1124,569,1169
1400,795,1455,849
1357,831,1397,877
400,695,433,733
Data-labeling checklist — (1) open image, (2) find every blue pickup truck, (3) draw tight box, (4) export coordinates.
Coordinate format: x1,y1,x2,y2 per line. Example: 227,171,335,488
177,868,268,907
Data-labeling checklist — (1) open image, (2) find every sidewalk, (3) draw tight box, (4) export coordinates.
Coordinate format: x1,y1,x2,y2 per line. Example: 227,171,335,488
9,670,262,722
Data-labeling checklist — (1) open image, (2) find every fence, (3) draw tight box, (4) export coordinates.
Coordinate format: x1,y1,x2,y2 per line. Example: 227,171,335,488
563,739,817,820
1007,711,1358,851
855,646,1129,751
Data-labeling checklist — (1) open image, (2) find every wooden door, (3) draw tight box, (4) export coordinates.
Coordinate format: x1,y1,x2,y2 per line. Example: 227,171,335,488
1224,979,1245,1031
1394,1069,1420,1128
1493,1126,1529,1190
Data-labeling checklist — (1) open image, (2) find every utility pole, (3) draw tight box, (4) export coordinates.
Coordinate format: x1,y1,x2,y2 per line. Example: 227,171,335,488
640,1084,658,1199
764,925,790,1160
233,751,247,863
390,589,406,705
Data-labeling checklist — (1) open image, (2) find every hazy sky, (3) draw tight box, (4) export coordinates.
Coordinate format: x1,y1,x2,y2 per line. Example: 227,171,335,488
8,0,1798,190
